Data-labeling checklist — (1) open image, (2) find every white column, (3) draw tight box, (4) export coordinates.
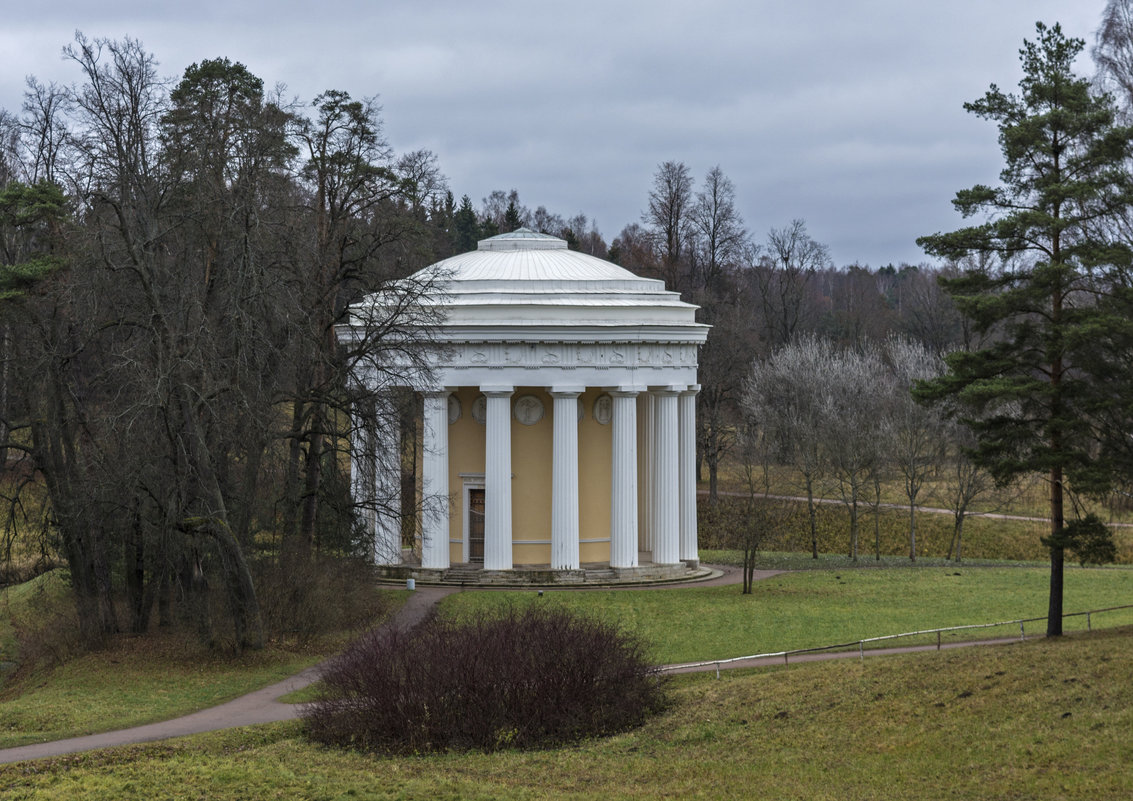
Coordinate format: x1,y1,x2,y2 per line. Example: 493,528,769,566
350,407,375,541
373,394,402,565
610,389,639,568
551,388,582,570
421,391,450,569
483,387,513,570
637,392,654,554
651,388,680,565
679,386,700,564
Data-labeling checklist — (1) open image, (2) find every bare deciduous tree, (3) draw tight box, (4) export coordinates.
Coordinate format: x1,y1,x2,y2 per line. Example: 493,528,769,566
757,219,828,349
821,344,888,562
939,421,998,563
1094,0,1133,116
884,335,946,562
690,165,747,291
643,160,693,289
745,335,833,558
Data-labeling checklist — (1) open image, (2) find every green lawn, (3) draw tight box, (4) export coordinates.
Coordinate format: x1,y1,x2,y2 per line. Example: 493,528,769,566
2,627,1129,800
441,567,1133,664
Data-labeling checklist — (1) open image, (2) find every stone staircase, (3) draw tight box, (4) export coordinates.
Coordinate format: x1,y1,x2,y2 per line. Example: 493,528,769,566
442,564,485,584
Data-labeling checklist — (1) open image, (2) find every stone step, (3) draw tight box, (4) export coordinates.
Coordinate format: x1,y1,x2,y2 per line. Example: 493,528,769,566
379,561,713,587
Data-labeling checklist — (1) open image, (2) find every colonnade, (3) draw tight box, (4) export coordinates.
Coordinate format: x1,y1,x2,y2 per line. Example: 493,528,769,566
361,383,700,572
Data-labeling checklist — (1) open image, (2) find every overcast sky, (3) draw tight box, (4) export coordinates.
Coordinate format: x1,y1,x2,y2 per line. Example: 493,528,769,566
0,0,1113,268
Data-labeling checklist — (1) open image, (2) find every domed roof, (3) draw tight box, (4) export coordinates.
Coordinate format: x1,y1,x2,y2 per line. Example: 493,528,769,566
426,228,661,291
340,227,708,389
344,228,708,347
404,228,703,332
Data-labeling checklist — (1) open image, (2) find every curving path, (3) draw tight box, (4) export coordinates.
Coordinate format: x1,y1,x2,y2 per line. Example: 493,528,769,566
0,566,1021,765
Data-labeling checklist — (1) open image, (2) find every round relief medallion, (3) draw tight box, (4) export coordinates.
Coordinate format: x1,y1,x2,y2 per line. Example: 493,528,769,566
513,394,545,425
447,395,461,425
593,393,613,425
471,395,487,425
577,397,585,422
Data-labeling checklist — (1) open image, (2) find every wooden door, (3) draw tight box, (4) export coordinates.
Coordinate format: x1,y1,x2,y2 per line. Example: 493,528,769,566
468,488,485,562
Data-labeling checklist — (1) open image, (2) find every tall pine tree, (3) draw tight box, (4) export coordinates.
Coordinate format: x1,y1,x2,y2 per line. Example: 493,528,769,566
916,22,1133,636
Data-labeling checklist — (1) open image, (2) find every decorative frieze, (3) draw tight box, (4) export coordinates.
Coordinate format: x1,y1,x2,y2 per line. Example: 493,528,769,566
440,341,696,372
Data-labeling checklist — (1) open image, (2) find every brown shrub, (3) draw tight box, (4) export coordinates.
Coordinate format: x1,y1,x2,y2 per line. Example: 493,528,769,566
252,556,390,645
303,605,667,753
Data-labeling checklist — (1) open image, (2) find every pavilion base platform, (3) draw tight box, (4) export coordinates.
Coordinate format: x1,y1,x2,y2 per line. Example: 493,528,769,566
376,559,715,587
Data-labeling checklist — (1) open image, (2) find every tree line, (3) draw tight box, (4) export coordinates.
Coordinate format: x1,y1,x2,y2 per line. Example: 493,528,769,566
0,36,466,648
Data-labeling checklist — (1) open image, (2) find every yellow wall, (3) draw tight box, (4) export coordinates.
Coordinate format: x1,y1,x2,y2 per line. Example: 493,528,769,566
447,387,486,563
578,387,612,563
510,387,554,554
439,385,614,566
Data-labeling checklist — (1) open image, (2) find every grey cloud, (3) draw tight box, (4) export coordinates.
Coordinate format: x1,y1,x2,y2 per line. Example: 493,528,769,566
0,0,1111,267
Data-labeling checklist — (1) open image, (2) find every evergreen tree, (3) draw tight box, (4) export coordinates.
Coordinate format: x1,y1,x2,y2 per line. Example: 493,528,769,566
453,194,479,252
503,198,522,232
916,22,1133,636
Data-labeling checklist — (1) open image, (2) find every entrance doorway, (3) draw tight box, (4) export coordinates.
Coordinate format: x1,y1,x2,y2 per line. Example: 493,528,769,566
468,488,485,562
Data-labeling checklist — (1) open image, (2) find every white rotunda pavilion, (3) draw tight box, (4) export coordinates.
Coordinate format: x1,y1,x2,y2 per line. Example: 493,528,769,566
338,228,709,578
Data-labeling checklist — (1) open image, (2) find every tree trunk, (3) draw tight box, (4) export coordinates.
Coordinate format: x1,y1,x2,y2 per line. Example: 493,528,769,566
874,479,882,561
908,499,917,562
176,380,264,650
804,472,818,559
125,507,151,634
157,567,172,627
1047,465,1064,637
282,399,306,541
233,441,265,548
184,553,214,645
300,422,324,552
32,405,119,642
0,324,10,469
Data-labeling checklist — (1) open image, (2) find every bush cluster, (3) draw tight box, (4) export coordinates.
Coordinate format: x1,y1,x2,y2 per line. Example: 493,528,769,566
303,605,667,753
253,556,390,645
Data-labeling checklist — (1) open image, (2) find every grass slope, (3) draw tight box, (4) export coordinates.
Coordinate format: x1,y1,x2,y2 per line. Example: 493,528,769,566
0,636,321,750
1,628,1129,800
1,571,70,660
0,586,411,749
